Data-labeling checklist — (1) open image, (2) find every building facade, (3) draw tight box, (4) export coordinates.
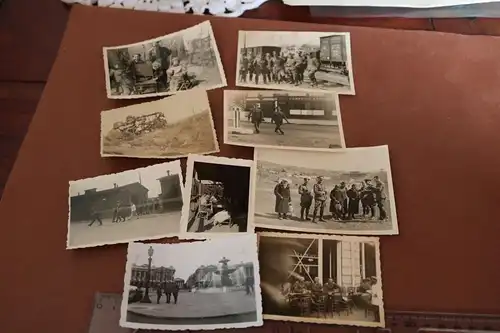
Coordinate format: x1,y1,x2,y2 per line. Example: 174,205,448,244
70,182,148,222
158,172,183,211
130,264,176,287
288,238,376,288
244,93,337,121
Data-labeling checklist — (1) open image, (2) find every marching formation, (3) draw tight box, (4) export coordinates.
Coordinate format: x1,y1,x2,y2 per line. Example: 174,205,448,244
67,20,398,332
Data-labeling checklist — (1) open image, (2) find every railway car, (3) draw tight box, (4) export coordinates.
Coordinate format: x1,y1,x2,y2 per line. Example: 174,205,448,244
319,35,348,70
243,46,281,56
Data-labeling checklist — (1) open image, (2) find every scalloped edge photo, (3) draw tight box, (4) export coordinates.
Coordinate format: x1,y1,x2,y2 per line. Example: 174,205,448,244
179,154,256,239
120,234,263,330
100,89,220,159
257,231,384,328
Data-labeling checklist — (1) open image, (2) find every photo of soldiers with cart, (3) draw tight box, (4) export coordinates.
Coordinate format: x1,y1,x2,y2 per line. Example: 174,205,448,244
224,90,345,150
104,21,226,99
235,31,355,95
101,90,219,159
252,146,399,235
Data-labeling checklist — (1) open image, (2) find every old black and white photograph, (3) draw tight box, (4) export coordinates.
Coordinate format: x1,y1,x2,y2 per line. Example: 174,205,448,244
252,146,398,235
67,160,184,249
120,234,263,330
103,21,226,99
258,232,384,327
223,90,345,150
101,89,219,158
181,154,255,237
235,31,354,95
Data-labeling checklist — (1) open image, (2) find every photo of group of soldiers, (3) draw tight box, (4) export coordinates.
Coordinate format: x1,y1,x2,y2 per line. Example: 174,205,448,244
238,48,321,87
273,175,388,223
107,40,193,96
279,275,380,320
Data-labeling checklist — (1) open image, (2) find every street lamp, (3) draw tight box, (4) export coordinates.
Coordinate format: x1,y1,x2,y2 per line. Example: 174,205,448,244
140,246,154,303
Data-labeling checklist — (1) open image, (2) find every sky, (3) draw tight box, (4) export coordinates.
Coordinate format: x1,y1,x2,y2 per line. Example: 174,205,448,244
239,31,339,48
111,20,213,54
101,89,210,135
256,145,390,172
69,161,181,198
128,234,258,280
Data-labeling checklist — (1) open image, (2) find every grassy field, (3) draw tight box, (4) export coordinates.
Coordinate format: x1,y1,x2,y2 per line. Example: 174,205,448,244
102,111,217,157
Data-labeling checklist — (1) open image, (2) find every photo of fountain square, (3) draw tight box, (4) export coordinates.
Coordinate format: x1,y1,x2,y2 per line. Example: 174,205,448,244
125,242,259,326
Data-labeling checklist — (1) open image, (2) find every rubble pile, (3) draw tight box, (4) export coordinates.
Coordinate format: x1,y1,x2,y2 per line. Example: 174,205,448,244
113,112,168,136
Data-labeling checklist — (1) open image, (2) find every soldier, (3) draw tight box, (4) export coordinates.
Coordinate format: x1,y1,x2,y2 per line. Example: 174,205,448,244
298,177,313,221
338,181,348,220
312,176,327,223
270,51,280,83
239,50,249,83
156,284,163,304
247,103,264,134
306,53,320,86
264,52,273,83
293,52,304,85
109,63,135,96
152,61,168,93
88,203,103,227
246,50,256,83
285,54,295,84
271,106,290,135
148,41,171,73
254,53,268,85
112,200,121,223
373,176,387,221
167,57,187,92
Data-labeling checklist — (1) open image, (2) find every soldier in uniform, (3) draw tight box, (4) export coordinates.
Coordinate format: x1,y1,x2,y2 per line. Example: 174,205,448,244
247,103,264,134
88,203,103,227
298,177,313,221
239,50,249,83
271,106,290,135
167,57,187,92
264,52,273,83
156,284,163,304
112,200,121,223
246,50,256,83
109,63,135,96
312,176,327,223
254,53,268,85
373,176,387,221
306,53,320,86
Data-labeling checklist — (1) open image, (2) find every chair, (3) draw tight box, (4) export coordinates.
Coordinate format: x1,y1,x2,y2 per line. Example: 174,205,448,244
311,294,328,318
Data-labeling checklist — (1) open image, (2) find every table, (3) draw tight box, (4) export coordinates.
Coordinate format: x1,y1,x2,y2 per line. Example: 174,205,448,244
1,3,500,333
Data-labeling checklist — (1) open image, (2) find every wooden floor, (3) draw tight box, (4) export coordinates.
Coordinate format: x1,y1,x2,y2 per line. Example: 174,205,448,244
1,0,500,198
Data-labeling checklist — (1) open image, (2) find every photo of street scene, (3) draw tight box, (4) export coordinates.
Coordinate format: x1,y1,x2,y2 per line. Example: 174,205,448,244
104,21,226,99
252,146,399,235
258,232,384,327
224,89,344,150
67,160,184,249
181,155,254,236
121,234,262,330
101,89,219,158
235,31,354,95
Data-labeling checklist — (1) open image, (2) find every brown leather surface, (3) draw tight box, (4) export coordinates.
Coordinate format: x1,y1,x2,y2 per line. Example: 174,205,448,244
1,4,500,333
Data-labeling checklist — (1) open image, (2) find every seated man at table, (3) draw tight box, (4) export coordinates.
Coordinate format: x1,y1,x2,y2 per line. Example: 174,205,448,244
323,278,341,294
311,277,323,294
291,276,307,294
